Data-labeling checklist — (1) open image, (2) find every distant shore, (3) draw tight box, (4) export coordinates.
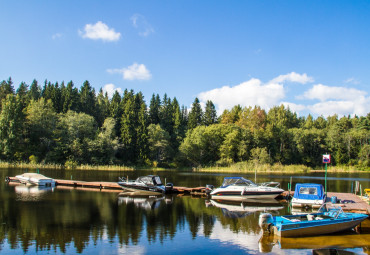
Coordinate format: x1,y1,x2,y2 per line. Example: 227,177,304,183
0,161,368,173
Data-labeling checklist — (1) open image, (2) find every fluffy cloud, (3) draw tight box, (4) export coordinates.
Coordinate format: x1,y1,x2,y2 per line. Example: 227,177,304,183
102,83,122,98
269,72,314,84
197,72,369,117
280,102,306,113
301,84,367,102
308,98,370,117
131,14,154,37
107,63,152,81
198,78,285,113
79,21,121,42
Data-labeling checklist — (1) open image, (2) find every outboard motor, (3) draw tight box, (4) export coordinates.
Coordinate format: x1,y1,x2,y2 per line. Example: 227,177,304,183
205,184,214,195
165,183,174,193
259,213,273,231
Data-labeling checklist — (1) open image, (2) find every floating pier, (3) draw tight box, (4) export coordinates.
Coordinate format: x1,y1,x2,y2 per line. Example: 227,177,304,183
6,177,206,195
282,190,370,215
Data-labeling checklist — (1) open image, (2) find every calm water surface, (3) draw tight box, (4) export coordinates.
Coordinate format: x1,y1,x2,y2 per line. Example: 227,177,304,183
0,168,369,254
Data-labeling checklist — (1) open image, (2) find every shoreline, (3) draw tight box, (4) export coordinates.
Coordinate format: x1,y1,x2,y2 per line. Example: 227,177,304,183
0,161,368,173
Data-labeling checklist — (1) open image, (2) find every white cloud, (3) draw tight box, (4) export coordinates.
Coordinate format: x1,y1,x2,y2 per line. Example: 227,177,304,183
52,33,62,40
107,63,152,81
79,21,121,42
269,72,314,84
344,77,360,85
131,14,154,37
198,72,369,117
301,84,367,102
198,78,285,113
102,83,122,98
308,97,370,117
280,102,306,114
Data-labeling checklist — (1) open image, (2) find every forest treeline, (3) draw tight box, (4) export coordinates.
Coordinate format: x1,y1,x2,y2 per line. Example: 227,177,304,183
0,77,369,169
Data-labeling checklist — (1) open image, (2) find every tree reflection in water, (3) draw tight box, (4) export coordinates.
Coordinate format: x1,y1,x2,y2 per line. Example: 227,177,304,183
1,185,264,253
1,173,369,254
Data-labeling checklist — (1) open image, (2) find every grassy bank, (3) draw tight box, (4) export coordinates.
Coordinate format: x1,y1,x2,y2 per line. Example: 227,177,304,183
196,161,370,173
0,161,134,171
0,161,368,173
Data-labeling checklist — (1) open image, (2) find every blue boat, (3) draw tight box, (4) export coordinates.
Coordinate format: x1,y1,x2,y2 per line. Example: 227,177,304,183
291,183,326,209
259,203,368,237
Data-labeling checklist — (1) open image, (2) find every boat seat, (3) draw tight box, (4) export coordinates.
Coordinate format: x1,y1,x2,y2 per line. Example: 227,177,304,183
307,214,315,221
315,217,324,220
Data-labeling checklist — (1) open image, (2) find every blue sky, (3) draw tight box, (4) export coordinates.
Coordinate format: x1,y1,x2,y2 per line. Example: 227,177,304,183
1,1,369,117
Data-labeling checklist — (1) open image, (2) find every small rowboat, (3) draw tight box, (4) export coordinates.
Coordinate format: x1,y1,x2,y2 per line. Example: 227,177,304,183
259,203,368,237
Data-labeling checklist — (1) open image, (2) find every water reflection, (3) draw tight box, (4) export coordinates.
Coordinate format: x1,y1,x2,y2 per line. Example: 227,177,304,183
1,168,370,254
206,199,284,218
117,194,172,210
14,184,54,201
259,229,370,253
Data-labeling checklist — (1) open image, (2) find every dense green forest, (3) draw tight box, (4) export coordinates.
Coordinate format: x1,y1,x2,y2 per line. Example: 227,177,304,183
0,77,369,169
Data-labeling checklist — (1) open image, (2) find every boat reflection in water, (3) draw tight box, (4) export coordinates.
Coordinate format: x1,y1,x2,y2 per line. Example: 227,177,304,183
206,199,284,218
117,193,173,210
14,184,54,201
258,225,370,253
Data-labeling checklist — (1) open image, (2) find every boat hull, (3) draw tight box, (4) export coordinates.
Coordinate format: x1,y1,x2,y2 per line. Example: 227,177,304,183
211,191,283,202
275,217,367,237
118,183,164,195
291,197,325,209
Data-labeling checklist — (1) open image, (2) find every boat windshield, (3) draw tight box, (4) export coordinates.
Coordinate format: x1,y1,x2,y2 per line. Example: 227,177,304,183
221,177,257,187
136,176,163,186
153,176,163,186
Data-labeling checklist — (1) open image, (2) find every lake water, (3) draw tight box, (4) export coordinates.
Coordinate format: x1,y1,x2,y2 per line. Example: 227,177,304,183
1,168,369,254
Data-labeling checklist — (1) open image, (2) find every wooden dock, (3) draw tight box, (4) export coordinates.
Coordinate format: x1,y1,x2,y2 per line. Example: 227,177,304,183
282,190,370,215
6,177,206,195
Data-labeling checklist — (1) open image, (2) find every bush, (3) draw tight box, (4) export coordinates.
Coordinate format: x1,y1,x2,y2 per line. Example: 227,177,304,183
29,155,38,164
65,160,78,169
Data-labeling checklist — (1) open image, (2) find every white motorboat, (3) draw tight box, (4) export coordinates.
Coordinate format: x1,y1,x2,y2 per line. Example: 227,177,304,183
118,175,173,195
207,177,284,202
15,173,56,186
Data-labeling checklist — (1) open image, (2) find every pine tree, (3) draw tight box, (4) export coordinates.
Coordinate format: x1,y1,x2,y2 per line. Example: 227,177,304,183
188,97,203,130
149,94,161,125
79,80,96,117
0,95,24,160
16,82,29,110
120,90,136,163
28,79,41,101
109,90,122,138
203,100,217,126
62,81,80,113
0,77,15,108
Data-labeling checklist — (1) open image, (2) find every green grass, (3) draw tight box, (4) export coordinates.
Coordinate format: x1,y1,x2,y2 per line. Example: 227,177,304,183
196,162,369,173
0,160,368,172
0,161,134,171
